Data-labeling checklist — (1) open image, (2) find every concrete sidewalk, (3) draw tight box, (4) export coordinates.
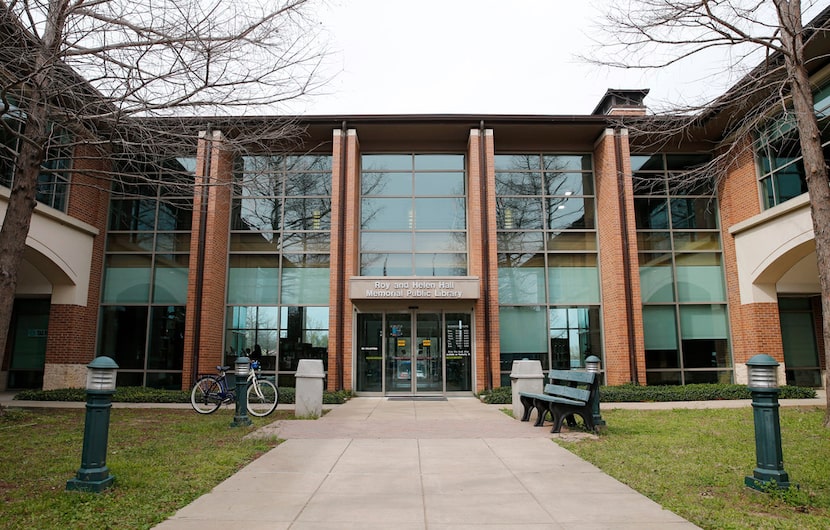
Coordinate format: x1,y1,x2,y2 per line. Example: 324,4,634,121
155,397,699,529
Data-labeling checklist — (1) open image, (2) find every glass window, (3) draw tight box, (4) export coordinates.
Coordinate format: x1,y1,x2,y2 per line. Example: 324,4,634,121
495,171,541,196
544,172,593,196
496,152,600,382
232,197,281,231
414,232,467,253
102,254,152,303
413,253,467,276
360,154,467,276
546,197,594,230
99,306,149,370
361,198,412,230
670,198,718,229
639,253,675,303
362,154,412,171
414,172,465,195
634,198,669,229
227,255,279,305
497,197,544,230
755,80,830,209
147,306,185,370
414,198,466,229
414,154,464,170
280,268,330,305
675,253,725,303
153,254,189,304
635,153,731,384
547,254,599,304
498,265,545,304
100,157,194,388
360,253,412,276
549,307,601,369
499,306,547,354
643,306,678,355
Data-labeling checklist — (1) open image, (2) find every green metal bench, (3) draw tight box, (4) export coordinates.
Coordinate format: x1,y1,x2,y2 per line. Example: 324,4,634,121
518,369,599,433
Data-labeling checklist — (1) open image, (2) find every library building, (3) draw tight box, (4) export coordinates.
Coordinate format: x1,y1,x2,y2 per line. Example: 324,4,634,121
2,15,829,396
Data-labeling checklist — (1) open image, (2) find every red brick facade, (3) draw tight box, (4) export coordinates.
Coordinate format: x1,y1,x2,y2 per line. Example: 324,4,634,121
41,143,109,386
12,115,825,392
718,137,785,368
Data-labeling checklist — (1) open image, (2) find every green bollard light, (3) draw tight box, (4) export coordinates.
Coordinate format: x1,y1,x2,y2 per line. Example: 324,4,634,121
744,354,793,491
231,356,252,428
67,356,119,493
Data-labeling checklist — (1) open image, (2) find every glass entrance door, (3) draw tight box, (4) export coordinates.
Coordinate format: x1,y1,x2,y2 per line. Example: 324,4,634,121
356,311,473,394
415,313,442,392
385,314,413,392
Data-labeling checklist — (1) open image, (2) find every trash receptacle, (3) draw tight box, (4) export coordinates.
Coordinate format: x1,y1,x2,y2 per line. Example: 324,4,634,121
295,359,325,418
510,359,544,420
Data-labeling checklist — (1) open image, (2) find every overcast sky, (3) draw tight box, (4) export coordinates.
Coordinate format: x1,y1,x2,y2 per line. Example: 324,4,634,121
293,0,747,116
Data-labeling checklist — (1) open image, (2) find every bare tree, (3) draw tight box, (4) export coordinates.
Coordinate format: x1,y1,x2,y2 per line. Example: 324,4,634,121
586,0,830,424
0,0,327,407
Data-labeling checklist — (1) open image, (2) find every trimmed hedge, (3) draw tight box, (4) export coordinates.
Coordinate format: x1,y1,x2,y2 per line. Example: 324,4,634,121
479,383,817,405
14,387,189,403
600,383,816,402
14,386,354,405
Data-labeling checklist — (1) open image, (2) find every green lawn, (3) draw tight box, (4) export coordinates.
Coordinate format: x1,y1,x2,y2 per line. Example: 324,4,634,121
0,407,285,529
556,407,830,530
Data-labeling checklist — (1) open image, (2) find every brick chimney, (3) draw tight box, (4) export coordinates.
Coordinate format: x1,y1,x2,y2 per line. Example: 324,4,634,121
591,89,649,116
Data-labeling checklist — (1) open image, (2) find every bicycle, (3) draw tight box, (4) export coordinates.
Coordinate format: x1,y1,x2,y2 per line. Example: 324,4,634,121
190,360,278,417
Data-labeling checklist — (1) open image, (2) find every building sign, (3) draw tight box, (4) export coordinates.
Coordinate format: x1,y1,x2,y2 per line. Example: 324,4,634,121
350,277,480,300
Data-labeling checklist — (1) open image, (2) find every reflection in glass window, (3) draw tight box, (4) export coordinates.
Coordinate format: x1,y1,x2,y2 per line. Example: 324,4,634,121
227,154,332,384
634,153,731,384
100,157,194,388
755,80,830,209
360,153,467,276
496,153,600,383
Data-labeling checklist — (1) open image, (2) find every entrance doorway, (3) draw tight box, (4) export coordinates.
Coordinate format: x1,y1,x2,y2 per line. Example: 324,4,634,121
3,298,50,389
355,312,472,394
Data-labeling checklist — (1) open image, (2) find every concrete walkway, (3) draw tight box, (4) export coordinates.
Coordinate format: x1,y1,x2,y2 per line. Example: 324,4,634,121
155,397,699,529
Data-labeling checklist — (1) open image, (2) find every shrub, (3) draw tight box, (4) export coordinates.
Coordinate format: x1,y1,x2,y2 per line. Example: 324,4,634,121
599,383,816,402
478,386,512,404
474,383,816,404
14,385,353,405
14,387,190,403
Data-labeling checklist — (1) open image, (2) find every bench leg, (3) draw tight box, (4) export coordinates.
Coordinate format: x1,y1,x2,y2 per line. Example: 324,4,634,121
549,406,595,434
532,399,549,426
519,395,534,422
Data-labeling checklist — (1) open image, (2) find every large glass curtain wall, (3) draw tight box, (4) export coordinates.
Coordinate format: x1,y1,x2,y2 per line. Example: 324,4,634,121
360,154,467,276
98,158,195,388
756,80,830,209
494,154,601,386
227,155,332,387
633,154,733,385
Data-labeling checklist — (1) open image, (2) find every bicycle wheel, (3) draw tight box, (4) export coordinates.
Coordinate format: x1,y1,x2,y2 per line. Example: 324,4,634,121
246,379,278,417
191,376,223,414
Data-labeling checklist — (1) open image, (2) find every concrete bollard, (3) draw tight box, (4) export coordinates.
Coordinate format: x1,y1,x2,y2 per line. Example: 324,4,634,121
295,359,325,418
510,359,544,420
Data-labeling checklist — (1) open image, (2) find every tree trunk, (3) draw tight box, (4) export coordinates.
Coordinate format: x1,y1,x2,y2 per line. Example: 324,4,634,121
775,0,830,425
0,0,66,375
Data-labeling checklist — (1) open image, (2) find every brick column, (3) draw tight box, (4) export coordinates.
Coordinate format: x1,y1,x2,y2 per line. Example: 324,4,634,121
594,129,644,385
468,128,499,391
328,128,359,390
183,130,232,386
